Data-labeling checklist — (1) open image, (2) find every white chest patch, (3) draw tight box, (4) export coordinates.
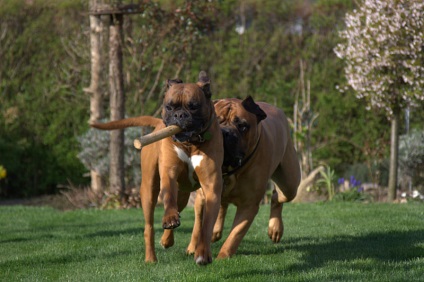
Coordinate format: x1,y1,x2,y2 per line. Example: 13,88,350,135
174,146,204,186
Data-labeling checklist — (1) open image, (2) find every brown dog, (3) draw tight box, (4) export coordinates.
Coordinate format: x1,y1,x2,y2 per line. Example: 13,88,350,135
185,96,301,259
92,72,223,265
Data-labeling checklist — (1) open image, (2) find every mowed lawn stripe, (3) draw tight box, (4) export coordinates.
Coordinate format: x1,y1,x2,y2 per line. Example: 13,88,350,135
0,203,423,281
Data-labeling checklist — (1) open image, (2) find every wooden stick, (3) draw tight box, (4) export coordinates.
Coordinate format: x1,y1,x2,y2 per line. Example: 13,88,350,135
133,125,182,150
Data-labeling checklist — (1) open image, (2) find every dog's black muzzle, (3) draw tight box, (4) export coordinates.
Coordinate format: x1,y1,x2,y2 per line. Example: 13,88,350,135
165,110,203,142
222,127,245,168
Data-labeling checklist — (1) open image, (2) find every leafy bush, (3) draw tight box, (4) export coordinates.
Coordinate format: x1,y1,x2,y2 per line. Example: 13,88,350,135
399,129,424,192
77,125,146,189
0,1,88,197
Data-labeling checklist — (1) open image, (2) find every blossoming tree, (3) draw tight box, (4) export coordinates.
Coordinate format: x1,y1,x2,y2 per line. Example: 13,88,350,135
334,0,424,201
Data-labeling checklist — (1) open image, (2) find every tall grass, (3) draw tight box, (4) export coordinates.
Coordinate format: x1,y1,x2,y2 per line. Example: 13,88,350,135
1,203,423,281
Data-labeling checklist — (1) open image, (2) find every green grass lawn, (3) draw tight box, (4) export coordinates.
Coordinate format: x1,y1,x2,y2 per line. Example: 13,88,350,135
1,202,423,281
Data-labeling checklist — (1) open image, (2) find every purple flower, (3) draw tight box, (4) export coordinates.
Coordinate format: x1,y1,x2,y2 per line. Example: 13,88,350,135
349,176,361,188
338,178,345,185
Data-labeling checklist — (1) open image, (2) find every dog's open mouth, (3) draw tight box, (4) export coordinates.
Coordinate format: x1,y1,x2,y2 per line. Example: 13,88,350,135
173,131,196,142
168,120,204,143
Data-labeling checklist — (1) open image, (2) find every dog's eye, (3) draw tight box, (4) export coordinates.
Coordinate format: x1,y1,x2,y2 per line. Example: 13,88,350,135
165,105,173,111
188,102,200,111
238,122,250,133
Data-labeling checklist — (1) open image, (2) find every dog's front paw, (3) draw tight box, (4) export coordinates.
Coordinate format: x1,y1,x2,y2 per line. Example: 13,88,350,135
145,252,158,263
162,210,180,229
186,242,195,255
194,248,212,265
268,217,284,243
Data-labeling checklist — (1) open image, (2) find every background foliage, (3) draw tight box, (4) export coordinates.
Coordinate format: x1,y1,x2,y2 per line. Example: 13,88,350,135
0,0,423,197
77,125,142,189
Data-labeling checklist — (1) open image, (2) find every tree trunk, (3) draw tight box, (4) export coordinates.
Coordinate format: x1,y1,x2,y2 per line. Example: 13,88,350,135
86,0,104,194
387,111,400,202
108,14,125,196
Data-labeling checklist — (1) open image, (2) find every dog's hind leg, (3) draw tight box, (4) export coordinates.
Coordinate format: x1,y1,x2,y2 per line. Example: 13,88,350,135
271,142,301,203
140,164,160,263
268,185,284,243
217,203,260,259
267,143,301,243
212,203,228,242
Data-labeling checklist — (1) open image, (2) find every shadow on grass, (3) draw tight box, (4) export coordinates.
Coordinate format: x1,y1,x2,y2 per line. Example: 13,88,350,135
225,229,424,278
288,229,423,266
85,226,195,239
1,250,135,270
0,221,142,244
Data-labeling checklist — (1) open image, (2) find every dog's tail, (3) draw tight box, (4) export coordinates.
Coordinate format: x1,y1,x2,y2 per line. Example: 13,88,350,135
91,116,162,130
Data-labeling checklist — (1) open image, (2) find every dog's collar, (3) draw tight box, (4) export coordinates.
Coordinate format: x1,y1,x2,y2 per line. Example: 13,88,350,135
222,130,262,177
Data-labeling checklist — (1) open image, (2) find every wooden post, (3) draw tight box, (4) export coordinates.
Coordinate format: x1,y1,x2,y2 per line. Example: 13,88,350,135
109,13,125,196
85,0,105,194
88,2,144,196
388,111,400,202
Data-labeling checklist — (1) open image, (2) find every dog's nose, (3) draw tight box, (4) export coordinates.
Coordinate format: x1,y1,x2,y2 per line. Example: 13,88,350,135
222,128,238,141
222,128,230,138
223,130,228,137
173,110,189,120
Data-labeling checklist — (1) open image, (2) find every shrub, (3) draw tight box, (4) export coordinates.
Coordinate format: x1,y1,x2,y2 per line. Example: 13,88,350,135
317,166,336,201
399,129,424,192
77,125,147,189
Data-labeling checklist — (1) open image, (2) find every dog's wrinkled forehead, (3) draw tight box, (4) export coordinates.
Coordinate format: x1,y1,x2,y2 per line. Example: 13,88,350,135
165,83,205,106
216,99,254,125
216,96,266,126
216,102,234,124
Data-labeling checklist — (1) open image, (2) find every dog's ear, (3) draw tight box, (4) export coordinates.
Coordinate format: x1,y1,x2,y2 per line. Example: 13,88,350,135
197,71,212,99
242,96,267,123
166,78,183,89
